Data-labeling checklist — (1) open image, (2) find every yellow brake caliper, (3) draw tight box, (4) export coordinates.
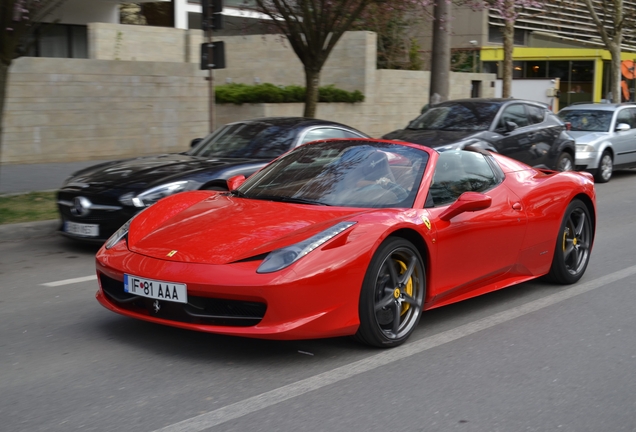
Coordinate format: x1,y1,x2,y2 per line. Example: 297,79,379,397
396,260,413,315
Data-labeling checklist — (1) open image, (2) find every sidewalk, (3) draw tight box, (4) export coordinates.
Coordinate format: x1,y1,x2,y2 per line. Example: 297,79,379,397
0,159,113,195
0,159,113,242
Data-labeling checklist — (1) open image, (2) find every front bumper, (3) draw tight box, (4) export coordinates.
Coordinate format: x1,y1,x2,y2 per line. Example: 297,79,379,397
575,150,599,170
95,242,365,340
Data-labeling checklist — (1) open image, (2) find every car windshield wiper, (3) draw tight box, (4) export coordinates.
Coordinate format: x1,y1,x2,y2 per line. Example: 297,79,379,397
230,190,249,198
252,194,330,206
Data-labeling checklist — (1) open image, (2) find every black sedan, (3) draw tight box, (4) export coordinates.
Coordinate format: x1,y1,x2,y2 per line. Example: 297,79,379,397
382,98,575,171
57,117,368,242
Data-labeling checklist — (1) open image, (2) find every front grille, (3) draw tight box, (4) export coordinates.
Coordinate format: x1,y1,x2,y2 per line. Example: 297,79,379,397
100,274,266,327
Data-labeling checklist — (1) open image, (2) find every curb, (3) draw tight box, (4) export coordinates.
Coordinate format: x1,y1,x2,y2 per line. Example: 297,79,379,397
0,219,60,243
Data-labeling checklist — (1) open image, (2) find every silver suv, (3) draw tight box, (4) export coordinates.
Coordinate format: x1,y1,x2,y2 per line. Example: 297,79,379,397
558,103,636,183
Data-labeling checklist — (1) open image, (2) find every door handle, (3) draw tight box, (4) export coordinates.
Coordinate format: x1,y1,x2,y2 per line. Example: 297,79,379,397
512,202,523,211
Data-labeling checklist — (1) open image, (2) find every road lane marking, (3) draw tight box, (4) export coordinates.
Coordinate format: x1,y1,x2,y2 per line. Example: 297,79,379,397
153,264,636,432
41,275,97,287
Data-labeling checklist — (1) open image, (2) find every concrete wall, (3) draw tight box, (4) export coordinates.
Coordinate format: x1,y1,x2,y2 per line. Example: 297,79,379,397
2,58,208,164
1,28,497,165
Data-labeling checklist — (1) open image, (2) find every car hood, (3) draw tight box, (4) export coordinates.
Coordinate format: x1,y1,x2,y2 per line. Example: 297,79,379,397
567,131,610,144
65,154,265,189
382,129,481,147
128,194,369,265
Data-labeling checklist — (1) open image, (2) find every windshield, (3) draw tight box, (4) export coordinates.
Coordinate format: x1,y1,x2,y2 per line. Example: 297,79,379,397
558,110,613,132
187,122,295,159
407,102,501,131
237,141,430,208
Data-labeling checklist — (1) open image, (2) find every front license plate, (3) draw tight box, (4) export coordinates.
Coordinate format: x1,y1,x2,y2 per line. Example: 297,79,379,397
64,221,99,237
124,274,187,304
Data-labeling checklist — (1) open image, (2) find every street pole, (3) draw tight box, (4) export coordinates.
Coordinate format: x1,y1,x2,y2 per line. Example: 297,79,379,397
207,21,215,132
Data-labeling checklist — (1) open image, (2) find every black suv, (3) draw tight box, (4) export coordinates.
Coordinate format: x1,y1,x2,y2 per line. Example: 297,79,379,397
383,98,575,171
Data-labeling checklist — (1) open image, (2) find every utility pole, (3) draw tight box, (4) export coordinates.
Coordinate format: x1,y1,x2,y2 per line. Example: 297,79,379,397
201,0,225,133
429,0,451,105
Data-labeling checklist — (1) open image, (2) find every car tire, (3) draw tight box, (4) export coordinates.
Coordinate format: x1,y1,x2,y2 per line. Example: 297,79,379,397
556,152,574,172
594,151,613,183
546,199,593,285
355,237,425,348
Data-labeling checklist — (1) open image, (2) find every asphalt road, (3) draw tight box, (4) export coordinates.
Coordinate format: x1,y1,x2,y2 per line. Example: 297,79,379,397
1,170,636,432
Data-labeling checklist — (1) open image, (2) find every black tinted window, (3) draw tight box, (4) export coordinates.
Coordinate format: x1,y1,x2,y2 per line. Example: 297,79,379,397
500,104,529,128
188,122,294,159
408,102,501,131
428,150,499,207
527,105,546,124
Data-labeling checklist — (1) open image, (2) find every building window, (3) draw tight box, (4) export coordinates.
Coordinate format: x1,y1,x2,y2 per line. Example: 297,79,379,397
488,25,526,45
25,24,88,59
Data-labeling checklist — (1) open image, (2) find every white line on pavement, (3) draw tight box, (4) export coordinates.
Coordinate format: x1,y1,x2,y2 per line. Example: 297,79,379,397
40,275,97,287
152,264,636,432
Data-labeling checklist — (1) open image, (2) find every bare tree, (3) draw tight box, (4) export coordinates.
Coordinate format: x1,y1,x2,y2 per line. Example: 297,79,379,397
552,0,628,103
469,0,544,97
0,0,66,155
253,0,433,117
253,0,370,117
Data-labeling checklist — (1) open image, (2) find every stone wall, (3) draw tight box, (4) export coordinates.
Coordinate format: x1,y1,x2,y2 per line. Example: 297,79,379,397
2,58,208,164
1,27,497,164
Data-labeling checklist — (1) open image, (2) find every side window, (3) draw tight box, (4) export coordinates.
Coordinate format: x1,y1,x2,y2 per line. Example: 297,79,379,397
527,105,546,124
301,128,350,144
499,104,530,128
625,108,636,129
427,150,499,207
341,130,366,139
615,109,631,128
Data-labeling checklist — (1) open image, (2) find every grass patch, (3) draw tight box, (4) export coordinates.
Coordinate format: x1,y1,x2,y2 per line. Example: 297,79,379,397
0,191,59,225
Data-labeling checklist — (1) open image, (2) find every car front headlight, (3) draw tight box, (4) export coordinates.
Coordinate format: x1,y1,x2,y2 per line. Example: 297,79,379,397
104,218,134,250
257,222,356,274
576,144,596,153
119,180,201,207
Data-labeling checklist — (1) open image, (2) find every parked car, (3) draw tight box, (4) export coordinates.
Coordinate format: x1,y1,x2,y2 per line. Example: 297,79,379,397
57,117,368,242
382,98,576,171
96,138,596,348
557,103,636,183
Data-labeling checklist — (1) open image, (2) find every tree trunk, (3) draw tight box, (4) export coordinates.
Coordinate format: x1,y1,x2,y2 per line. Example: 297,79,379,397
0,61,10,169
609,43,622,103
502,18,514,98
303,67,320,118
429,0,451,104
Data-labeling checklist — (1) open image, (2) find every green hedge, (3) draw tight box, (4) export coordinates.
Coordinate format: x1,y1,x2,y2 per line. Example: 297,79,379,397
216,83,364,104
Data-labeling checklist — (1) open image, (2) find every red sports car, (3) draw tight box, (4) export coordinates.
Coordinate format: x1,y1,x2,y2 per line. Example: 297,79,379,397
95,138,596,348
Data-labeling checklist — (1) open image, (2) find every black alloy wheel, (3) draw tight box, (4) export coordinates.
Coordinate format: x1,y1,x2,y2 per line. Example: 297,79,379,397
356,237,425,348
547,199,593,284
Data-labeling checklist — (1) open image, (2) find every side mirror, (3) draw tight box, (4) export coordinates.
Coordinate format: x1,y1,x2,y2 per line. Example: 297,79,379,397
190,138,203,148
505,121,518,132
227,175,246,191
615,123,630,132
439,192,492,221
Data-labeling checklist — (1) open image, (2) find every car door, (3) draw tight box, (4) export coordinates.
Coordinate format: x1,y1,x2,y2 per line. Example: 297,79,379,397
491,103,545,167
611,107,636,166
425,150,528,301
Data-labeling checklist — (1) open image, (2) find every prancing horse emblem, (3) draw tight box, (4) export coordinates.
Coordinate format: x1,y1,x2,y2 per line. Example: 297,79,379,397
167,250,178,257
152,300,161,313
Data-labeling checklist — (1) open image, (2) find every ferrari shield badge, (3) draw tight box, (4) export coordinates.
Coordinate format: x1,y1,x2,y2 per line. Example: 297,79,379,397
421,216,431,230
166,250,178,257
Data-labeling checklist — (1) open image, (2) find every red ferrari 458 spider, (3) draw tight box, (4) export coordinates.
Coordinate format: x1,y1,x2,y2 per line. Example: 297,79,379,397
96,138,596,347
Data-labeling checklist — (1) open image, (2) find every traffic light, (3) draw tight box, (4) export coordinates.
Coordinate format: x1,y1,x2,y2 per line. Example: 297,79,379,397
201,0,223,31
200,42,226,70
